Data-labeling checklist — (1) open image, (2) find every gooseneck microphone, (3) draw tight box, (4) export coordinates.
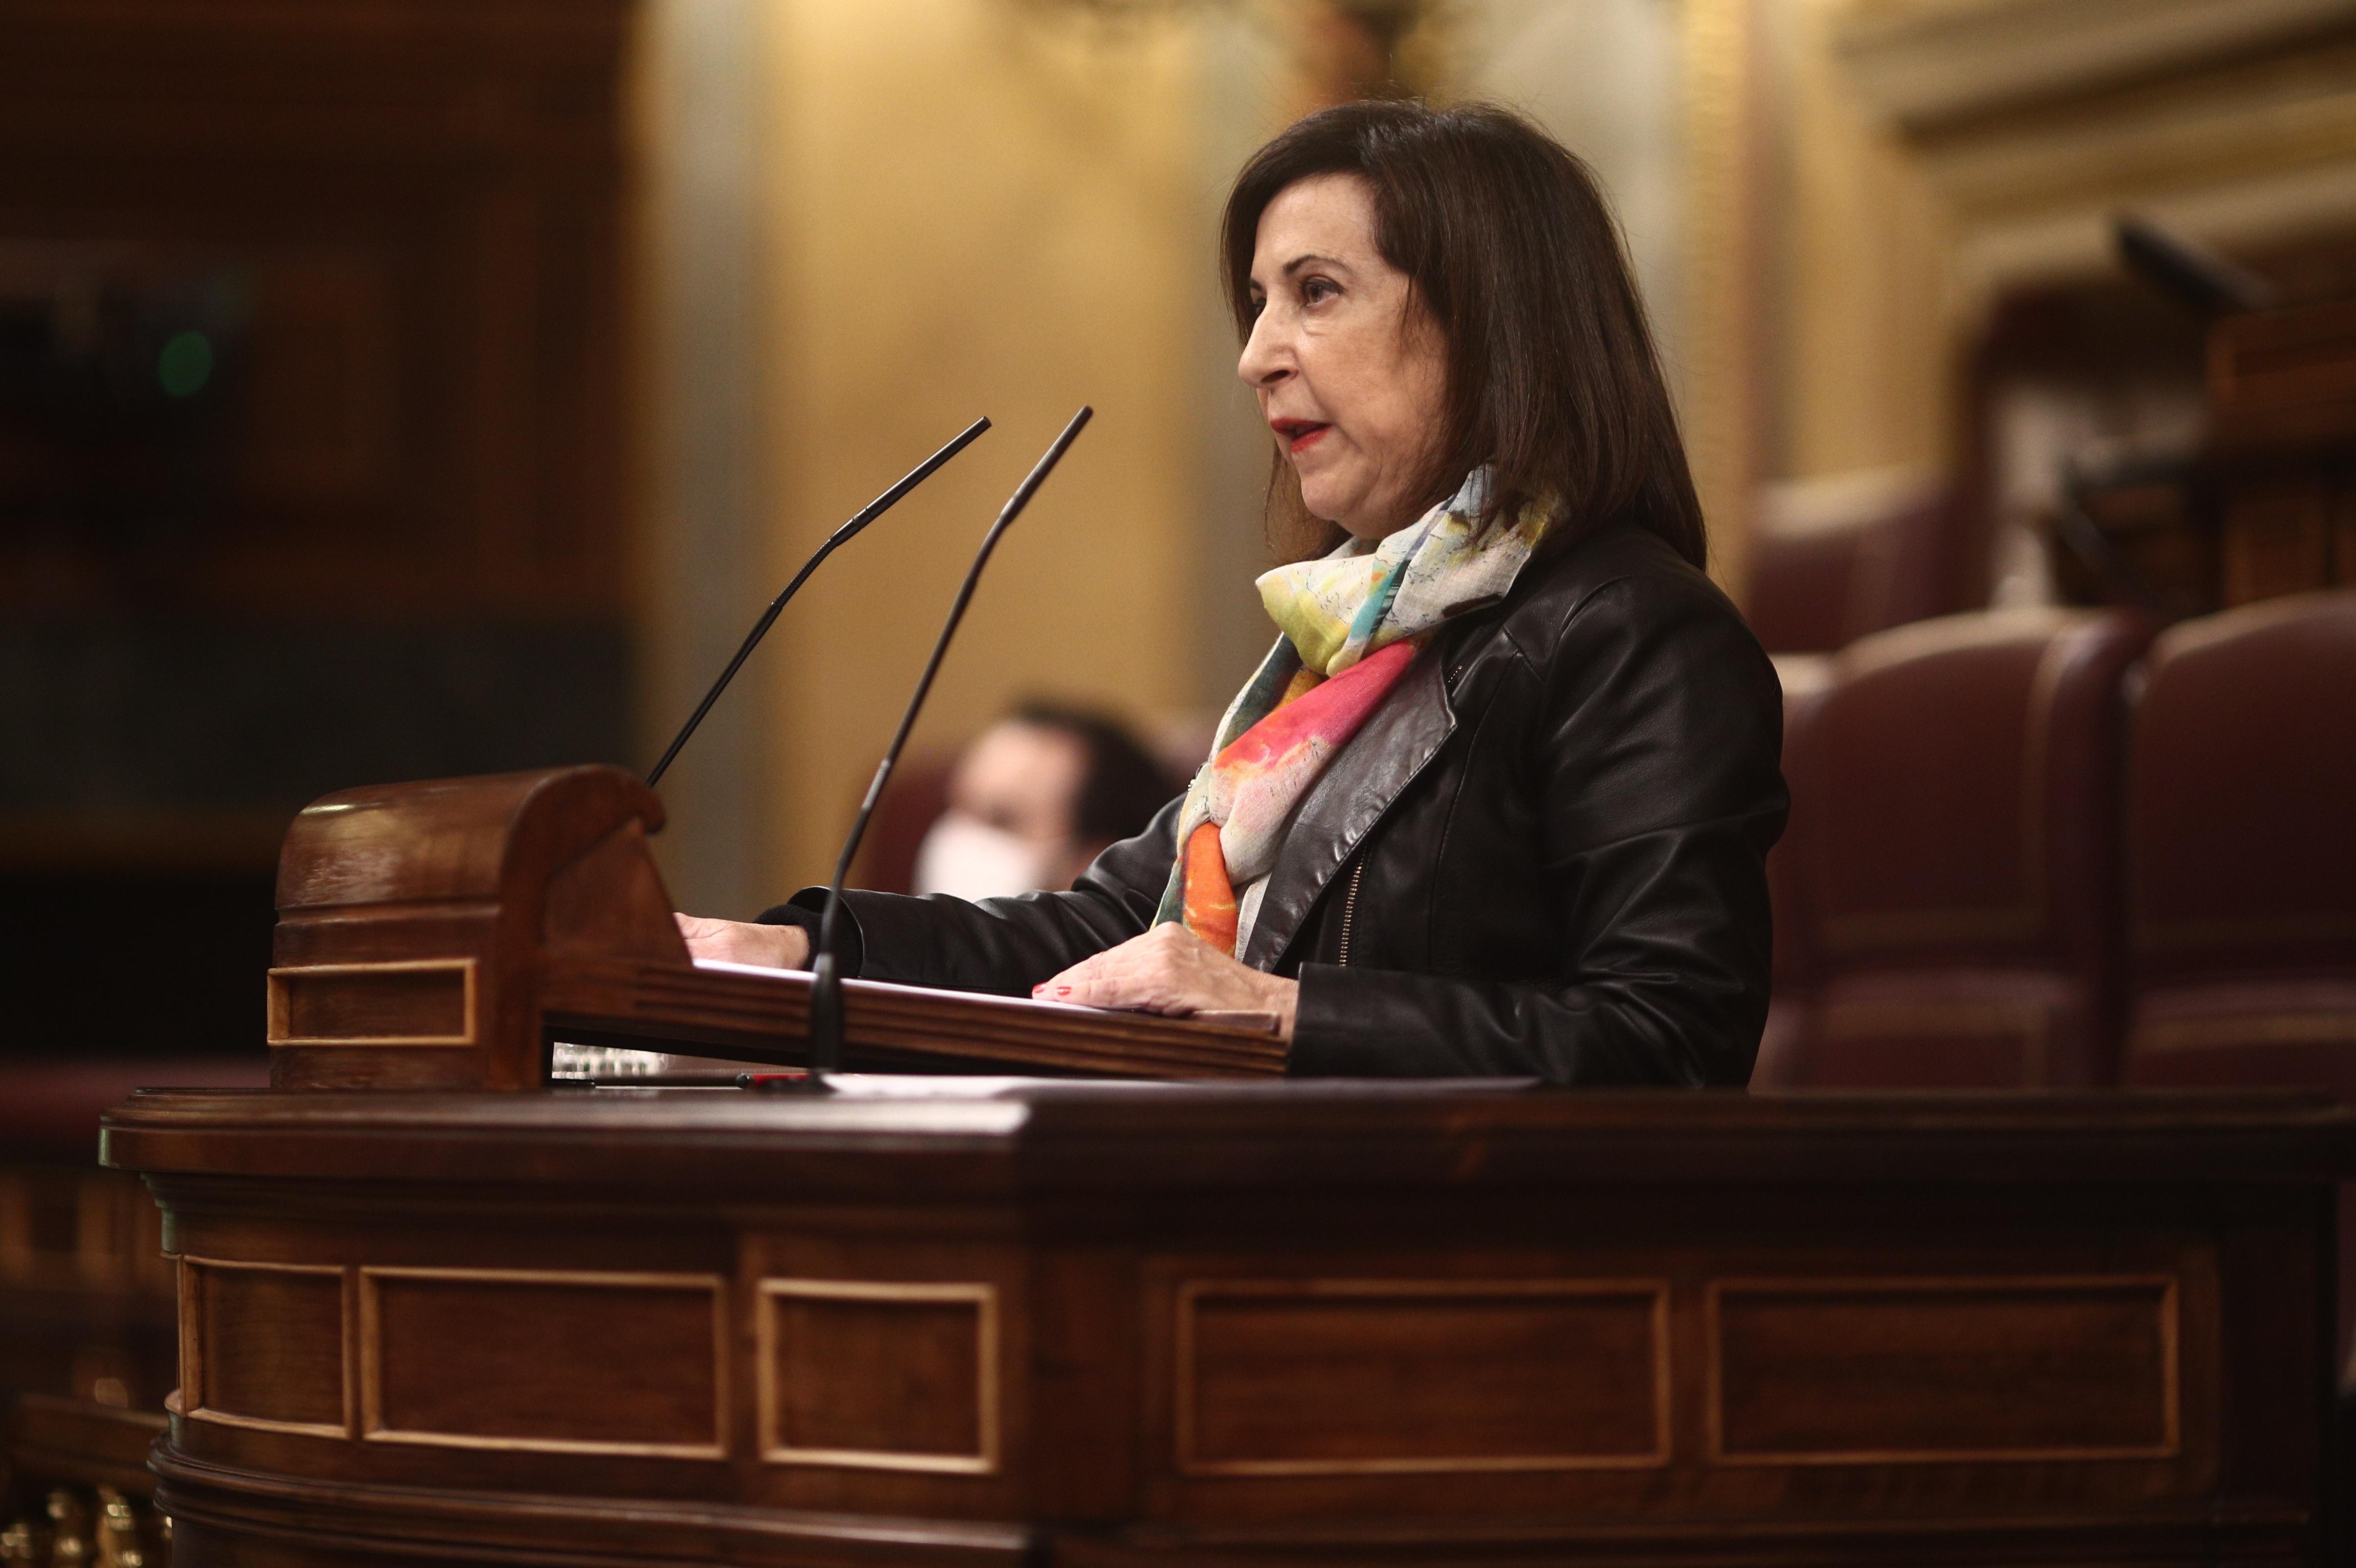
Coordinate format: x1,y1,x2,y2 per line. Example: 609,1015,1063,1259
645,417,991,788
803,406,1095,1079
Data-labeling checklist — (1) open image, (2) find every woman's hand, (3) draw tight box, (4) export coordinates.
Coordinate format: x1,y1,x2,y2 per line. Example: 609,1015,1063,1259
1034,924,1298,1042
675,913,809,970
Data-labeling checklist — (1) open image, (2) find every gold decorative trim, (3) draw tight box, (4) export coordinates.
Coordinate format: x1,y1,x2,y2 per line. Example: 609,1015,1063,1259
175,1258,196,1429
179,1256,355,1440
266,958,478,1047
1173,1277,1673,1477
756,1279,1001,1474
357,1266,729,1459
1704,1273,2182,1466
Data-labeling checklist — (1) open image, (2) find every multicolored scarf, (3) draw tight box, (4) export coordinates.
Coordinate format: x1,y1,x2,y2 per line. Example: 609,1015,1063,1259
1155,468,1550,957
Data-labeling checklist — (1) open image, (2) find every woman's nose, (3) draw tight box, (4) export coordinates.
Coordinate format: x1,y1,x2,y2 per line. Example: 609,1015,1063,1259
1236,310,1291,388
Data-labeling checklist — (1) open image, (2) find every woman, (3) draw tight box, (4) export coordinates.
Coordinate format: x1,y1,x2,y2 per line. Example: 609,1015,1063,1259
679,101,1786,1084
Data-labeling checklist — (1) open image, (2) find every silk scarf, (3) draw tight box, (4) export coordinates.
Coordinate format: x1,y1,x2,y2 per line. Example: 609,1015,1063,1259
1155,468,1549,956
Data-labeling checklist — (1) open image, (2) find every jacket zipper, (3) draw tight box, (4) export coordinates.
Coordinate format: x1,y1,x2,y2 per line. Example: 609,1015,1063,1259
1336,858,1366,967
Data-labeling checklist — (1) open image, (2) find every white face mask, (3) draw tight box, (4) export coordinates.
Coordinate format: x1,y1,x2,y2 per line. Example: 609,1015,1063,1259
912,811,1049,900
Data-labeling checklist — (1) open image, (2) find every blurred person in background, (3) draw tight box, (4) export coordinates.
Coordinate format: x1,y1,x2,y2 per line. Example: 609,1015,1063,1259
678,100,1785,1084
913,703,1178,900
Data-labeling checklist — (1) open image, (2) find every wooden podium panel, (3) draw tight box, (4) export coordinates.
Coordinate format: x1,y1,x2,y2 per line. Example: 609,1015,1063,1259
102,1083,2353,1566
263,765,1284,1088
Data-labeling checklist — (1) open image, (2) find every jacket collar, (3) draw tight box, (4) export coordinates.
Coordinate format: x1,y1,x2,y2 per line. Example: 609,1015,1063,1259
1240,639,1457,970
1236,516,1618,969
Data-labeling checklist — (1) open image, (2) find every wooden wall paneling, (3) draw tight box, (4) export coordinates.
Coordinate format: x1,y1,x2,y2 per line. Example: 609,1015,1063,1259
1127,1205,2229,1531
1172,1278,1671,1478
357,1267,728,1458
1706,1274,2181,1464
180,1257,351,1439
0,0,638,1007
738,1225,1030,1521
758,1279,999,1473
0,0,631,615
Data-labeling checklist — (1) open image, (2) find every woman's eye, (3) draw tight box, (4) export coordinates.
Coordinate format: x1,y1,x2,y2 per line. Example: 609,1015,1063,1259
1301,277,1338,305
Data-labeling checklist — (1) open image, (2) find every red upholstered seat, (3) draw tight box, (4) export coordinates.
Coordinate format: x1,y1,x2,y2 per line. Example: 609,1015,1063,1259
2118,591,2356,1383
1743,470,1953,656
2122,591,2356,1073
847,756,954,896
1776,608,2151,1088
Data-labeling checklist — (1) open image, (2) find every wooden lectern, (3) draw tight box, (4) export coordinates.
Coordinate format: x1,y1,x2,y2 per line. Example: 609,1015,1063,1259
103,769,2354,1566
264,766,1284,1086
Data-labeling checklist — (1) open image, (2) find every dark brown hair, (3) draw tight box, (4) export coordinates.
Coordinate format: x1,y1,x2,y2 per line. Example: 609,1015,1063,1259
1221,100,1705,568
1007,700,1180,843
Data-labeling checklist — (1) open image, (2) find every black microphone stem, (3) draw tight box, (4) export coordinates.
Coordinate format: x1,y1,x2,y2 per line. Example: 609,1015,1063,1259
804,405,1094,1079
645,416,991,788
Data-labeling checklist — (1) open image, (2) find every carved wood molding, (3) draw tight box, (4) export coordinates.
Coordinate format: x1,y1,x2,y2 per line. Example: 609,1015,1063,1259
1835,0,2356,134
1703,1273,2184,1465
1171,1276,1673,1477
354,1266,732,1460
755,1279,1003,1474
1831,0,2356,296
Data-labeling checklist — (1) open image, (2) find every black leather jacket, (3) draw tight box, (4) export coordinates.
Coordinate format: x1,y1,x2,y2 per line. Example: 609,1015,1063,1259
765,519,1787,1084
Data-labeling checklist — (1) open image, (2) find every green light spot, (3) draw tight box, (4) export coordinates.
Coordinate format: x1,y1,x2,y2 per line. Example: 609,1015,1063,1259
158,330,214,398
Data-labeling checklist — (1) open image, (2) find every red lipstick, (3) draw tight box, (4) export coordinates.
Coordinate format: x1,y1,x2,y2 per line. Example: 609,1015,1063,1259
1271,417,1330,455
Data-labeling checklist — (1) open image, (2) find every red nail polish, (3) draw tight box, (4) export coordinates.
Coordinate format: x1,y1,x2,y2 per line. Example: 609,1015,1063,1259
1055,986,1072,997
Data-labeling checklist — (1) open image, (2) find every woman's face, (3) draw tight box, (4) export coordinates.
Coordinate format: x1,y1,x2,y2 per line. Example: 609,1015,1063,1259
1239,173,1448,542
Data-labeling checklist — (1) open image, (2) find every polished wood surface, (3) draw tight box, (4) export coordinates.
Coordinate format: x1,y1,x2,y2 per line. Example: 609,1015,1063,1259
103,1083,2353,1566
266,766,1284,1090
